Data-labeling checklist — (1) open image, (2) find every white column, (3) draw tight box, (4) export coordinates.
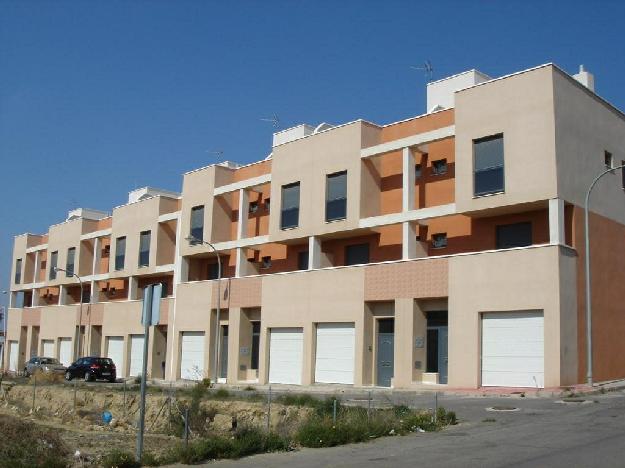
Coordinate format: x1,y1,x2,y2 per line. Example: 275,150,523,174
9,291,17,308
90,280,98,304
31,289,39,307
92,237,101,275
33,251,40,284
402,222,417,260
308,236,322,270
237,189,249,240
549,198,565,245
235,247,247,278
128,276,138,301
402,147,416,212
58,285,67,306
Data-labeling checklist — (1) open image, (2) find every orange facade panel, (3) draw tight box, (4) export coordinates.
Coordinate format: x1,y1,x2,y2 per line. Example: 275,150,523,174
379,109,454,143
364,258,448,300
232,160,272,182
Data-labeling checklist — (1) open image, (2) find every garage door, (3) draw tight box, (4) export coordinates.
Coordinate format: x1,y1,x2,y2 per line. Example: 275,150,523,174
481,311,544,388
315,323,355,384
59,338,73,367
107,337,124,377
9,341,19,371
129,335,145,376
180,332,205,380
42,340,54,358
269,328,303,385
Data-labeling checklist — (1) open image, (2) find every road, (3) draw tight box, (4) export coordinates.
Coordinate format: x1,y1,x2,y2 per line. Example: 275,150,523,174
185,390,625,468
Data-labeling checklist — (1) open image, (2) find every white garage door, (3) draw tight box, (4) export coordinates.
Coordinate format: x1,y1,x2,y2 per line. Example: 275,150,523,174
42,340,54,358
129,335,145,376
59,338,73,367
9,341,19,372
180,332,205,380
482,311,544,388
315,323,355,384
269,328,303,385
107,337,125,377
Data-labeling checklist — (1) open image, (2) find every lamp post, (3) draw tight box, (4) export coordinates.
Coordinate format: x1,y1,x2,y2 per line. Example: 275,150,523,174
55,268,85,359
584,163,625,386
1,291,7,371
185,235,222,383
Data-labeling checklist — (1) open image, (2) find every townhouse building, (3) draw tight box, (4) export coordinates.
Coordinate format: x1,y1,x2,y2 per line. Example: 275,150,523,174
5,63,625,389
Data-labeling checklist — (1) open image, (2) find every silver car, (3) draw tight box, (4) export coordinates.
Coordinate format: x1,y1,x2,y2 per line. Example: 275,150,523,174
24,356,66,376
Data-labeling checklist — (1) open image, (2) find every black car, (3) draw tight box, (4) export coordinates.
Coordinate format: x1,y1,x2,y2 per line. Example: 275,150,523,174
65,357,117,382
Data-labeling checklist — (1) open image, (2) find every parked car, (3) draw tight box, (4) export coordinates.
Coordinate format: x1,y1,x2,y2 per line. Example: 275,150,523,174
64,357,117,382
24,357,66,377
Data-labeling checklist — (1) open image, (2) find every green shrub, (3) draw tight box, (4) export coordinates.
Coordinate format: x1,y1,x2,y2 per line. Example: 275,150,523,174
101,449,140,468
214,388,231,399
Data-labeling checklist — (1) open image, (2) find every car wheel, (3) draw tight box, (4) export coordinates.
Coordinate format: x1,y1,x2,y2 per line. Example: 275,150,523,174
84,372,93,382
65,371,72,381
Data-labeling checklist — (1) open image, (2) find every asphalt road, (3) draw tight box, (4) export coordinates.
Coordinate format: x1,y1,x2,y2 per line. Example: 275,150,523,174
189,390,625,468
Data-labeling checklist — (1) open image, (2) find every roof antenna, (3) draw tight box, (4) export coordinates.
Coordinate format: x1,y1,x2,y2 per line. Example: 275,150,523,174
205,150,225,162
410,60,434,82
260,114,280,129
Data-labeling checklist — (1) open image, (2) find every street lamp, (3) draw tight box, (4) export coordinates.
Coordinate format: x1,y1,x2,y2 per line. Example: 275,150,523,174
584,163,625,386
55,268,85,359
1,290,7,371
185,235,222,383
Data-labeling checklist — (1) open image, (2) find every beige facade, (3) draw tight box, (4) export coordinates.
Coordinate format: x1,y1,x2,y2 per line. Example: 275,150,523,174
5,63,625,389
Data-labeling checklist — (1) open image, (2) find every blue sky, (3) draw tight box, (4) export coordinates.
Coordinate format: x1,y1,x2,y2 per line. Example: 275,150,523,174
1,0,625,312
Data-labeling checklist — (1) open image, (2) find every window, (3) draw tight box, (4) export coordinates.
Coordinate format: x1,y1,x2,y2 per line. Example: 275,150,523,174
190,205,204,242
49,251,58,280
248,201,259,214
280,182,300,229
115,237,126,271
66,247,76,277
415,164,422,179
14,258,22,284
326,171,347,221
604,151,613,169
138,231,151,267
298,250,309,270
432,159,448,176
82,287,91,304
474,134,504,196
207,262,221,280
431,233,447,249
251,322,261,370
496,222,532,249
345,243,370,266
265,198,270,212
261,256,272,269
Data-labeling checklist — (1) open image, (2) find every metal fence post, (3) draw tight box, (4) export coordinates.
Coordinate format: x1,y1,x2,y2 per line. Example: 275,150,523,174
32,373,36,412
434,392,438,423
367,390,372,422
266,385,272,432
333,398,337,425
123,380,127,419
184,407,190,447
73,378,77,412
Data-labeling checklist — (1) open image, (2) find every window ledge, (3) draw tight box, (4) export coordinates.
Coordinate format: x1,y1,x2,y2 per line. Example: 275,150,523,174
325,217,346,224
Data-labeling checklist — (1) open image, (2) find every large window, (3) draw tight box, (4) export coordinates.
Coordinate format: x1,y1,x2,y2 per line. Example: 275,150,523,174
496,222,532,249
207,262,221,280
190,205,204,242
115,237,126,271
345,243,370,266
138,231,151,267
49,251,58,280
326,171,347,221
474,134,504,196
14,258,22,284
280,182,300,230
65,247,76,277
297,250,309,270
251,322,261,370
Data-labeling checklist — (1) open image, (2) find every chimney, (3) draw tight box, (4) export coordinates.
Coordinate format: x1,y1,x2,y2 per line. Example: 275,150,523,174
573,65,595,92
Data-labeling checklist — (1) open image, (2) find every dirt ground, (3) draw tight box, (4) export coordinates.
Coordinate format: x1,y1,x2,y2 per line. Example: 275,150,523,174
0,379,310,464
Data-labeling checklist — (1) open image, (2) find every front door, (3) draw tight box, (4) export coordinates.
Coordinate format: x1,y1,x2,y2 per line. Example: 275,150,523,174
438,327,448,384
376,319,394,387
219,325,228,380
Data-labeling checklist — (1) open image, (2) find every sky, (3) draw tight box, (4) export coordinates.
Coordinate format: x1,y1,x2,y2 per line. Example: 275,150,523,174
1,0,625,315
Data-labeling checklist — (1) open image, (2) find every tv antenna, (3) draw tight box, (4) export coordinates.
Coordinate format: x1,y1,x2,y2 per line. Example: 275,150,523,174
206,150,224,161
260,114,280,129
410,60,434,82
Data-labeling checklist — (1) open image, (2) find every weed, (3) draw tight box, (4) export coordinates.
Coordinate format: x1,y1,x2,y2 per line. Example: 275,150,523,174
100,450,141,468
214,388,231,399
